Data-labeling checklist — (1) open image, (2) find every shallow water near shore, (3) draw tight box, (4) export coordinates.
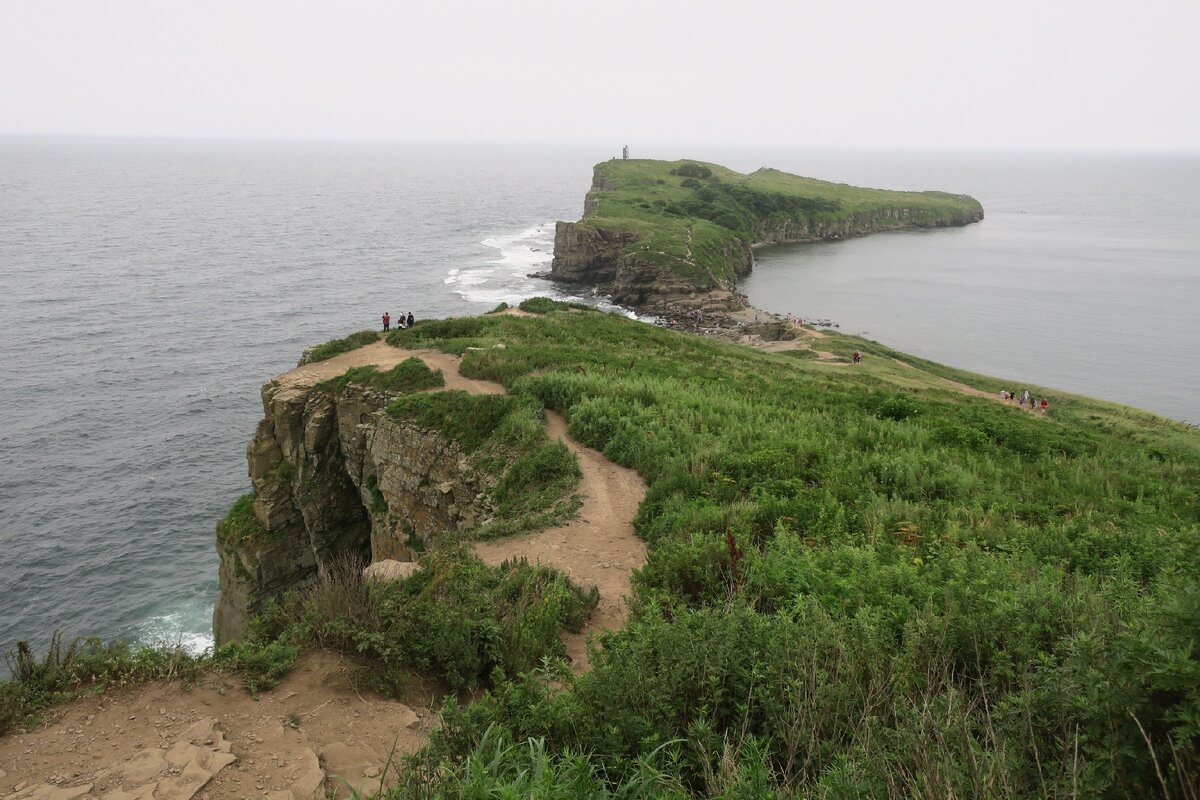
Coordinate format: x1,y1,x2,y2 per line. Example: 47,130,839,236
1,138,1196,663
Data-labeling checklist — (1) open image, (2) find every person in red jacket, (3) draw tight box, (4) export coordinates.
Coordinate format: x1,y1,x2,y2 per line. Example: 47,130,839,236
382,312,390,332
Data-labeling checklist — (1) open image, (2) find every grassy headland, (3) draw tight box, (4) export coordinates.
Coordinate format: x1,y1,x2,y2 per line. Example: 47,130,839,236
387,302,1198,798
5,303,1196,796
551,159,983,305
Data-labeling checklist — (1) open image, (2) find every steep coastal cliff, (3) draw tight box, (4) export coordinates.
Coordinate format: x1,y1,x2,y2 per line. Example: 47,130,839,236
546,159,984,314
213,362,488,643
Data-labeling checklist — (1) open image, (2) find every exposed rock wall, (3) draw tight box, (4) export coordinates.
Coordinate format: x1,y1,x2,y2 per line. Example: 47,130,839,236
751,203,983,246
549,221,753,315
213,376,488,644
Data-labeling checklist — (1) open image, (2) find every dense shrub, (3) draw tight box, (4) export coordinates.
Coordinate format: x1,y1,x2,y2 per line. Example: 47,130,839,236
519,297,569,314
670,163,713,179
254,549,598,692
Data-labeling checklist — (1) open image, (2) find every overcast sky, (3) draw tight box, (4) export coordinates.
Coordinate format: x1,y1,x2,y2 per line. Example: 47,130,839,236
2,0,1197,151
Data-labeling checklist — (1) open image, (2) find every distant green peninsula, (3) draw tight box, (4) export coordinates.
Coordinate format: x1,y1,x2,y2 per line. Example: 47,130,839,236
545,158,983,314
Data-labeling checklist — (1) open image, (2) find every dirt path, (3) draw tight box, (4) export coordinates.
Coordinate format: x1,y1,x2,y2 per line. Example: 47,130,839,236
752,322,844,362
274,339,645,663
277,341,506,397
891,358,1049,415
0,653,439,800
0,336,648,799
474,411,647,671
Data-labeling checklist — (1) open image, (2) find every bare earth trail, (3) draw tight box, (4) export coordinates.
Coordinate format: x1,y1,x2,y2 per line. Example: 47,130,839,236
746,319,1050,413
0,653,439,800
0,334,648,800
475,411,647,671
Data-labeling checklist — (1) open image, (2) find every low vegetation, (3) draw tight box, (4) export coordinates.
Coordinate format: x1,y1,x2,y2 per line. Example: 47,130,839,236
0,631,299,734
387,303,1198,798
214,492,267,547
575,158,983,288
0,548,597,732
319,357,445,395
301,329,379,363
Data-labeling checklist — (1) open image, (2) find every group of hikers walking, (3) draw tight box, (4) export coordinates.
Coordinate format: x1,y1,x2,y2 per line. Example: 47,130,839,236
382,311,414,332
1002,388,1049,414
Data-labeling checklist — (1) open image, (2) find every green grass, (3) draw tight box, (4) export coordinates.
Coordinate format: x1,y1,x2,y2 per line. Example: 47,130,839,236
387,302,1200,798
302,329,380,363
215,493,267,547
385,389,583,538
319,357,445,395
573,159,983,289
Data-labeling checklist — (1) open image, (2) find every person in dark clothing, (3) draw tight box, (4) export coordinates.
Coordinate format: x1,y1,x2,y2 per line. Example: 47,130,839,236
406,312,415,328
382,312,390,332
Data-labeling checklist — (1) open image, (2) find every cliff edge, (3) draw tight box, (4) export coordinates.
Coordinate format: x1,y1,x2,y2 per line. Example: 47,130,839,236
213,345,497,643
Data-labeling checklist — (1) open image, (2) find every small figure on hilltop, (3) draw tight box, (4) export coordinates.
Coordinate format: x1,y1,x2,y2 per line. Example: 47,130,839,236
1000,390,1009,401
407,311,415,328
1040,398,1049,415
382,312,390,332
852,350,862,364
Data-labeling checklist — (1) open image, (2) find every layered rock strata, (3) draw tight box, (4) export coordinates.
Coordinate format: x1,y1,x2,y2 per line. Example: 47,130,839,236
213,374,488,643
549,220,753,314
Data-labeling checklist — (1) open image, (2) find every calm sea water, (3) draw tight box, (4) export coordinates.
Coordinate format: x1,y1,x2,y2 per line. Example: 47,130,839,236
726,149,1200,425
1,139,1196,660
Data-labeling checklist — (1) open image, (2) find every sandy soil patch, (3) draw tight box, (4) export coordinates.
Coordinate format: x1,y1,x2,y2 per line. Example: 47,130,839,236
0,652,438,800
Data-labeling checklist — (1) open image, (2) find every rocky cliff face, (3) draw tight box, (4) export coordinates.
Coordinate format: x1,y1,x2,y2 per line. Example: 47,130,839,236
750,203,983,246
549,221,753,315
213,375,488,643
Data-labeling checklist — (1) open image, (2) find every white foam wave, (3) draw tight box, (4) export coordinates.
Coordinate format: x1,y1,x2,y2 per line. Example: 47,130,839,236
446,223,654,321
134,599,215,655
448,223,555,305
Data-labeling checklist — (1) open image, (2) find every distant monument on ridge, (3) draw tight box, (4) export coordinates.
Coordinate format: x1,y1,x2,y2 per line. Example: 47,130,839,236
622,145,629,160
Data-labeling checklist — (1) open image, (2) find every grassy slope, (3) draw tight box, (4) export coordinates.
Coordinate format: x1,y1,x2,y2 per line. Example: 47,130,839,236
580,159,983,289
391,303,1199,798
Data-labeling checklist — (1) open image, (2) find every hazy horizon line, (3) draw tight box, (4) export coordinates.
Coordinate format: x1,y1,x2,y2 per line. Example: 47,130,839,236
2,131,1198,157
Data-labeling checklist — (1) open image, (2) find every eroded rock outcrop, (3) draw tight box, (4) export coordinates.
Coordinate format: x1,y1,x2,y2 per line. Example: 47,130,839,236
213,375,488,644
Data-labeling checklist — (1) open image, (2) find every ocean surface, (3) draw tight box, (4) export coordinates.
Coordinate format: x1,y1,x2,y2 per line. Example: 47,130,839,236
1,138,1197,662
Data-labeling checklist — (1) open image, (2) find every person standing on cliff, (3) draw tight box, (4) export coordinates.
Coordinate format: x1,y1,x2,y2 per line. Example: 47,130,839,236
406,311,415,328
382,312,390,332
